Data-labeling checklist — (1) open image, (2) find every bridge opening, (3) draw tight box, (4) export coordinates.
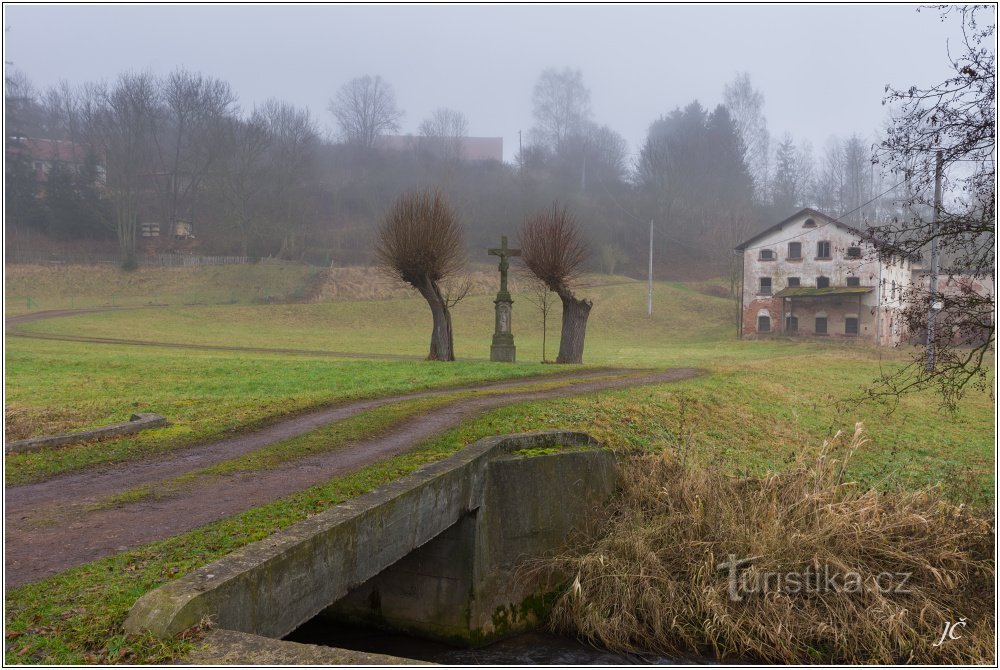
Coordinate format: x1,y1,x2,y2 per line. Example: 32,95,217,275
125,431,623,662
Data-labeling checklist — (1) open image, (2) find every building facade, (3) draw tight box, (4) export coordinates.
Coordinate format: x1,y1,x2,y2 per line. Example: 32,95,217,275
735,208,917,345
6,137,106,195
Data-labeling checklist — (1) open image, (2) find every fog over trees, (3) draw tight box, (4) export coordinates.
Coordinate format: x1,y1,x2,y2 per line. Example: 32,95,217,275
4,6,993,282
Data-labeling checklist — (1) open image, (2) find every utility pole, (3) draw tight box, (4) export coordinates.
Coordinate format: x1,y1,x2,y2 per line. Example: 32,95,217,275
518,130,522,171
647,219,653,317
926,150,943,372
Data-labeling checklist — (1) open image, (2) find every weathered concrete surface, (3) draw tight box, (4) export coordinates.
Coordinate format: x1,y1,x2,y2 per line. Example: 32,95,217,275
5,413,166,454
125,430,605,642
473,449,616,636
183,628,426,665
325,447,615,644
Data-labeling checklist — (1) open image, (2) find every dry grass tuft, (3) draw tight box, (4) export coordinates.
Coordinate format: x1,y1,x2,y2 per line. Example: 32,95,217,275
542,424,995,663
4,403,91,442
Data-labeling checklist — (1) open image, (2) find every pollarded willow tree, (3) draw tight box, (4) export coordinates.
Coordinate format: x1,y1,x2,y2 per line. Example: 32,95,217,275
519,203,592,364
375,190,465,361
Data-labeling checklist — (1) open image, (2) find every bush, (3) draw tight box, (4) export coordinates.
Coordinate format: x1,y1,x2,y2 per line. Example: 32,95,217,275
542,425,995,663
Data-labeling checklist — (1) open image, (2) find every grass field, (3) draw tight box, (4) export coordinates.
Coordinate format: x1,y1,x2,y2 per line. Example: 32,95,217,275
3,264,994,664
6,269,993,492
5,263,322,314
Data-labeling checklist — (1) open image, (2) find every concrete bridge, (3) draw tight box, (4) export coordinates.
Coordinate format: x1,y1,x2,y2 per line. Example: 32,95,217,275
125,430,617,649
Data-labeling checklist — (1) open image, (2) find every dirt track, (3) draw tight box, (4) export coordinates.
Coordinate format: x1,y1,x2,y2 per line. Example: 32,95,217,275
7,308,430,360
5,367,701,587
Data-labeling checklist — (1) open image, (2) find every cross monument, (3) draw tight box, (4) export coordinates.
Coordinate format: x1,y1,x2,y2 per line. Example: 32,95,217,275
488,235,521,362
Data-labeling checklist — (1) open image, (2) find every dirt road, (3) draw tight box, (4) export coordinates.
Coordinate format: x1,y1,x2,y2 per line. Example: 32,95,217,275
5,368,701,587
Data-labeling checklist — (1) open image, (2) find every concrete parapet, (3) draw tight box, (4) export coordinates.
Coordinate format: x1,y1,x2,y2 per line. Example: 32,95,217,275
5,413,166,454
184,628,426,665
125,430,614,647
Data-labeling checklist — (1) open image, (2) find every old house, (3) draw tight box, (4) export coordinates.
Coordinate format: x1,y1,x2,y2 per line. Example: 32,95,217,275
5,137,106,194
735,208,918,345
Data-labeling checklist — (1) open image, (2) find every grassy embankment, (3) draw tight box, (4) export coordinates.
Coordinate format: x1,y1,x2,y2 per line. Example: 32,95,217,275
4,264,994,663
4,262,321,315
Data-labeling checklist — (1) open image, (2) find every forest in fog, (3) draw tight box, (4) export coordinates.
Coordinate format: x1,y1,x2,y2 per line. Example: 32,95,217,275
6,66,906,278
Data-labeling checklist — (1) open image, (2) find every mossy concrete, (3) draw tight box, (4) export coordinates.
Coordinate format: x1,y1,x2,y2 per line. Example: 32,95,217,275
125,430,614,647
5,413,166,454
183,628,426,665
323,446,615,646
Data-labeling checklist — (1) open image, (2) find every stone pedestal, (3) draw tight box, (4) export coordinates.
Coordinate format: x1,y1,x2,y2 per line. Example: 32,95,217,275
490,298,516,363
488,236,520,363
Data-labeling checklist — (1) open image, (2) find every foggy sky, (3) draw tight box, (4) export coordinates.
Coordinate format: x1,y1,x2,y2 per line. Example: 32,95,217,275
3,4,971,163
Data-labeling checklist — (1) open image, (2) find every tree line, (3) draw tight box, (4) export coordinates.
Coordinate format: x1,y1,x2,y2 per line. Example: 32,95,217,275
4,65,909,276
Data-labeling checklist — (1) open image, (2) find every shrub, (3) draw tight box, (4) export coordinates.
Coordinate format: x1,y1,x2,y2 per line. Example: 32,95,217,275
542,425,995,663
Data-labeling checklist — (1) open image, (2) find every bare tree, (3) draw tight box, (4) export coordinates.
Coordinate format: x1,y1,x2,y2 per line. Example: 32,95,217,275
521,272,556,363
813,136,846,215
212,112,272,256
258,99,318,258
5,69,43,139
328,75,403,149
723,72,770,201
418,107,468,162
866,4,995,408
530,67,592,151
519,203,592,364
155,68,237,234
375,190,465,361
80,72,160,270
40,80,82,142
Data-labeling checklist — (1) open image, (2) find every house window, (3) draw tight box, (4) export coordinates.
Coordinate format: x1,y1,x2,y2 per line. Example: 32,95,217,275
785,315,798,332
890,280,897,299
759,249,775,261
803,218,817,228
817,241,831,259
788,242,802,259
787,277,801,287
757,315,771,333
815,317,828,335
759,277,772,295
846,246,862,259
846,277,861,287
816,276,830,289
845,317,859,336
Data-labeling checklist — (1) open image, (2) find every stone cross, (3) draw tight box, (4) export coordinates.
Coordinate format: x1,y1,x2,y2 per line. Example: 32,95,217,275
488,235,521,299
488,235,521,363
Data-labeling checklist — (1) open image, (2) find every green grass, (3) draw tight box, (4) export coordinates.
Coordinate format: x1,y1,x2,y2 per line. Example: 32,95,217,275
5,362,992,663
5,263,321,314
94,373,638,508
9,276,734,361
4,338,571,485
3,266,993,664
